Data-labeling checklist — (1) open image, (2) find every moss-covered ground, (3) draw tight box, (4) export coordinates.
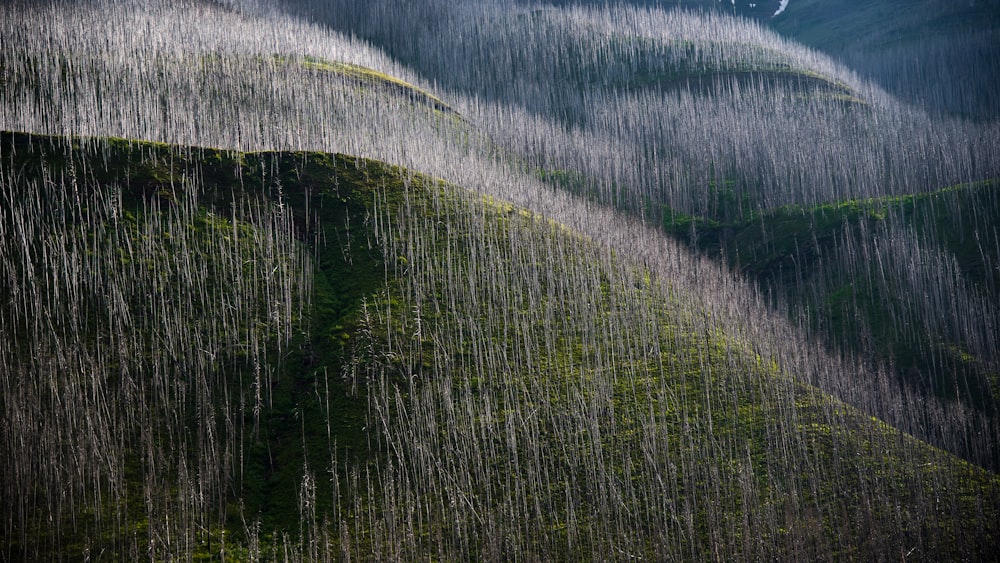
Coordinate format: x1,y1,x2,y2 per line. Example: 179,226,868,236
656,180,1000,414
3,130,998,560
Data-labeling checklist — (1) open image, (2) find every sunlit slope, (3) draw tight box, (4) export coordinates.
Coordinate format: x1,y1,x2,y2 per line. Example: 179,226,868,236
290,55,456,114
6,0,997,220
318,2,874,115
512,9,861,104
351,174,1000,560
416,4,1000,217
2,1,1000,558
265,0,1000,210
3,131,999,561
0,0,462,153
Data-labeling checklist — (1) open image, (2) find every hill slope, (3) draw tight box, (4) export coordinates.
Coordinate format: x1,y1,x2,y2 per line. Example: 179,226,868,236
3,130,1000,560
661,183,1000,465
769,0,1000,119
3,0,1000,559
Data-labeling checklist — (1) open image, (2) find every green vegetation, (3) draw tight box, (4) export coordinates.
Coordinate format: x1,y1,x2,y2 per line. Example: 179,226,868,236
335,160,1000,559
0,130,406,558
296,55,455,113
3,0,1000,559
5,130,999,560
661,181,1000,427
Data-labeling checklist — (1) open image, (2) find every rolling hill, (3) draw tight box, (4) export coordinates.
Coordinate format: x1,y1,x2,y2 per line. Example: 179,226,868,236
3,129,998,560
2,0,999,560
527,0,1000,119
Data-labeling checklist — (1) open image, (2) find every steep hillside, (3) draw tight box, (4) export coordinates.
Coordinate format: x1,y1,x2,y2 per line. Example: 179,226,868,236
601,0,1000,118
0,0,460,153
661,182,1000,467
0,130,382,559
348,165,1000,560
2,131,998,561
3,0,1000,559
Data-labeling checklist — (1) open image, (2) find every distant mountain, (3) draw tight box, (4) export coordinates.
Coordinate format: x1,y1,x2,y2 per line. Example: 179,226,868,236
769,0,1000,119
553,0,1000,118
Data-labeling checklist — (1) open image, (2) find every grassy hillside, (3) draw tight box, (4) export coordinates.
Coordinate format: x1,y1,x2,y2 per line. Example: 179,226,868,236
284,55,456,114
0,130,396,559
3,130,999,560
659,181,1000,463
349,171,1000,559
3,0,1000,559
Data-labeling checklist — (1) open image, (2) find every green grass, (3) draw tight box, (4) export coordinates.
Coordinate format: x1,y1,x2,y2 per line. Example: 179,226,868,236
346,175,1000,559
659,180,1000,411
4,130,998,560
279,54,456,114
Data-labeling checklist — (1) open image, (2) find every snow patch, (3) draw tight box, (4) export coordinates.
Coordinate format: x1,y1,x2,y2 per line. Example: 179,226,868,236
773,0,789,17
